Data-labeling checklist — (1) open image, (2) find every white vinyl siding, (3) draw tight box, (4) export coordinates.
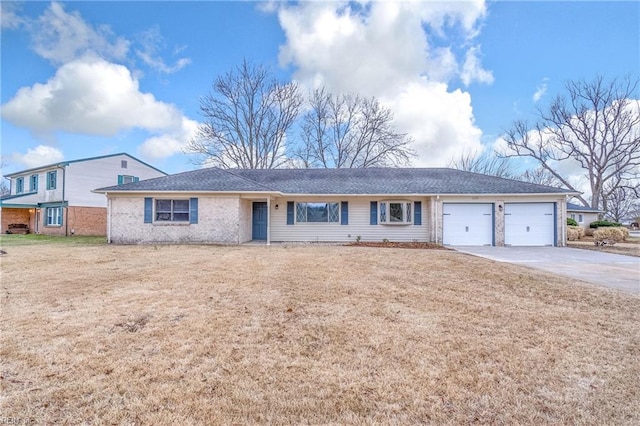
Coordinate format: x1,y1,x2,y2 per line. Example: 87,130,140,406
65,154,165,207
504,203,555,246
271,197,428,242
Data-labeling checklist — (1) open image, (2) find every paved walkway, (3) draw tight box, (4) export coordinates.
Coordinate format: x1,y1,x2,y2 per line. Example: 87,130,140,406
454,246,640,294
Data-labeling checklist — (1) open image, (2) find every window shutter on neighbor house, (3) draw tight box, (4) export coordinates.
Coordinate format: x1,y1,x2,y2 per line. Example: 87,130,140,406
190,198,198,224
341,202,348,225
118,175,124,185
370,201,378,225
134,177,140,182
144,197,153,223
414,201,422,225
287,202,294,225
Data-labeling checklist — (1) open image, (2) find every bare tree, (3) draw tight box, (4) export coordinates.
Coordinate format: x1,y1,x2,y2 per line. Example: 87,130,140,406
449,149,516,178
294,89,414,168
500,76,640,211
185,60,303,169
519,166,563,187
0,160,9,196
601,173,639,222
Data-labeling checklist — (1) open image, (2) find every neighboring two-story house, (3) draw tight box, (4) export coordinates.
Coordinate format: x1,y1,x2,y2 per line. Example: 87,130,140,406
1,153,166,236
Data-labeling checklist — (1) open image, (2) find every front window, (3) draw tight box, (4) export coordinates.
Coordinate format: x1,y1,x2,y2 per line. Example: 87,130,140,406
578,214,583,223
16,177,24,194
156,199,190,222
296,202,339,223
380,201,413,225
30,174,38,192
46,171,57,190
46,207,63,226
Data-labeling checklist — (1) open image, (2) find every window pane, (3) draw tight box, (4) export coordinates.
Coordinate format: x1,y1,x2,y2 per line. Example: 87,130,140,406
156,200,171,211
380,202,387,222
173,213,189,222
390,203,403,222
296,203,307,222
173,200,189,212
328,203,339,222
307,203,328,222
123,175,134,184
156,212,171,221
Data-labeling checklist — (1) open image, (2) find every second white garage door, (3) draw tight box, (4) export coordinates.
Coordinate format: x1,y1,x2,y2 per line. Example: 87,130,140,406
443,203,493,246
504,203,555,246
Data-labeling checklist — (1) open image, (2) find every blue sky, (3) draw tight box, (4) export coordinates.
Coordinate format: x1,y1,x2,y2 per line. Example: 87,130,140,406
1,1,638,177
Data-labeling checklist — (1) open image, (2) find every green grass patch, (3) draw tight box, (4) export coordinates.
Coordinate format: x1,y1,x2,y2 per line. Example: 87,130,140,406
0,234,106,247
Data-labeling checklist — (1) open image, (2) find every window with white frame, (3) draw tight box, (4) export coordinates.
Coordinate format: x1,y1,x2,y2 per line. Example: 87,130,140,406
46,207,63,226
16,177,24,194
155,199,190,222
296,202,339,223
578,214,583,223
379,201,412,224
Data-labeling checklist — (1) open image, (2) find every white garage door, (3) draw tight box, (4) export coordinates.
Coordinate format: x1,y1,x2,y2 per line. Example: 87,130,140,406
443,203,493,246
504,203,555,246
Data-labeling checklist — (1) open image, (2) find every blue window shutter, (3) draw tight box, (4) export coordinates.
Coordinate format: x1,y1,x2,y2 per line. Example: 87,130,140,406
134,176,140,182
144,197,153,223
414,201,422,225
58,207,63,225
341,201,348,225
117,175,124,185
287,202,294,225
370,201,378,225
190,198,198,224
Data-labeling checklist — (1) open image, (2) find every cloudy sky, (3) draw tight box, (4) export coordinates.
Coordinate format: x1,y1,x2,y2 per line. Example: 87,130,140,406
1,1,638,176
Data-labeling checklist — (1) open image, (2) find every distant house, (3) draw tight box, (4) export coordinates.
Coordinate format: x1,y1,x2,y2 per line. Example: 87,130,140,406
1,153,166,236
96,167,578,247
566,202,602,231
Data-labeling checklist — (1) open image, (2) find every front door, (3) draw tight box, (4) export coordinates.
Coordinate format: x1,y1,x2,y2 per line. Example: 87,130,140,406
252,202,268,240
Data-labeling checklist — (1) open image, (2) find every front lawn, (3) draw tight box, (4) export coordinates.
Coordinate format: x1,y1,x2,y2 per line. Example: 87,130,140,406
1,244,638,424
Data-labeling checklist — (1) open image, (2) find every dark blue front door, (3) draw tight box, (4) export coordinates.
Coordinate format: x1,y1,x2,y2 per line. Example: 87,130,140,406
252,202,268,240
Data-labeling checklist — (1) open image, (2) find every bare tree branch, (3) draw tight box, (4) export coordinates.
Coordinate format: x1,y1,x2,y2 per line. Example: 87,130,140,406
185,60,303,169
498,75,640,213
294,89,415,168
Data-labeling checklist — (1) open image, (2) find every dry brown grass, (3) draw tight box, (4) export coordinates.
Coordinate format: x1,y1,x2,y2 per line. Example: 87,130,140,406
568,235,640,257
1,243,639,424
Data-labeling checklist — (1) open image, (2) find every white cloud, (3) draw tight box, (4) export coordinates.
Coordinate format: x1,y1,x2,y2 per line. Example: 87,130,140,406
276,0,490,166
2,55,185,135
30,2,129,65
12,145,64,168
139,117,199,159
460,46,494,86
1,2,25,29
135,26,191,74
532,78,549,103
1,55,197,160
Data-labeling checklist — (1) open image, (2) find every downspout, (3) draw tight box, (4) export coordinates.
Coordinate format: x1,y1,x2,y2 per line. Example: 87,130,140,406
61,165,68,236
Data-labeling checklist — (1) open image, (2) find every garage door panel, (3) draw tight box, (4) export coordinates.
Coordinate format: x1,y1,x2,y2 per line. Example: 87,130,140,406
443,203,493,246
504,203,555,246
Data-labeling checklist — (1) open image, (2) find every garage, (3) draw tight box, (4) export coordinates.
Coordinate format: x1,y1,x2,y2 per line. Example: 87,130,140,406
504,203,555,246
443,203,493,246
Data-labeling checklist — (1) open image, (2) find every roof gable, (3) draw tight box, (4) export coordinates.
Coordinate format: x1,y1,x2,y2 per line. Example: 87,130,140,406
4,153,166,178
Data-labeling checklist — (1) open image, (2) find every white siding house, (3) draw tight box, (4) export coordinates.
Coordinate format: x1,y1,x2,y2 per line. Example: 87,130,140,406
1,153,166,236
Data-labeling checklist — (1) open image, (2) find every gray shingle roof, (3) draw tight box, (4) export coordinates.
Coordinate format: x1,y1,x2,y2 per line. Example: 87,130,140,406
96,167,574,195
567,202,602,212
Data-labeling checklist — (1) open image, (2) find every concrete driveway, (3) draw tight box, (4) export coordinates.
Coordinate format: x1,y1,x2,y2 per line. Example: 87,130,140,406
454,246,640,294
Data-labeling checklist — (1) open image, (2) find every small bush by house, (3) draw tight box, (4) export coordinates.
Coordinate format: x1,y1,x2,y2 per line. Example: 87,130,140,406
567,218,578,226
593,227,628,245
566,225,584,241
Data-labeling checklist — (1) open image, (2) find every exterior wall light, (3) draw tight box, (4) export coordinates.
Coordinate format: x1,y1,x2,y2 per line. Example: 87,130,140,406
275,204,279,210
